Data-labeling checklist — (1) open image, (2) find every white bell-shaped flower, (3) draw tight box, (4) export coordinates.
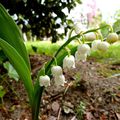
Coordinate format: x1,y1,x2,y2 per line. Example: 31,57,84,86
51,65,63,77
74,22,85,34
54,74,66,87
77,44,90,55
63,55,75,69
91,39,101,51
39,75,50,87
97,41,110,51
75,51,87,62
107,32,118,43
84,32,96,41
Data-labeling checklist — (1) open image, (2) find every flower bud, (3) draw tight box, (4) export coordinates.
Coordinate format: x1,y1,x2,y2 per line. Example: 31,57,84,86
54,74,66,87
107,32,118,43
97,41,110,51
51,65,63,76
75,51,87,62
39,75,50,87
63,55,75,69
77,44,90,55
91,39,101,51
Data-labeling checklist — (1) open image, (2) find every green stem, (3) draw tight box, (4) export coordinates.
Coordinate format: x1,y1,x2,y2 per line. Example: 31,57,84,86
94,31,99,40
81,33,85,44
32,86,44,120
107,24,113,33
64,47,71,57
68,28,74,39
53,57,57,65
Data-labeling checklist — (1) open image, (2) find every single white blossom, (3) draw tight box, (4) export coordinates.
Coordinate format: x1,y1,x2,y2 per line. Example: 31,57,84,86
63,55,75,69
107,32,118,43
51,65,63,76
54,74,66,87
75,51,87,62
39,75,50,87
91,39,101,51
84,32,96,41
74,22,85,34
97,41,110,51
77,44,90,55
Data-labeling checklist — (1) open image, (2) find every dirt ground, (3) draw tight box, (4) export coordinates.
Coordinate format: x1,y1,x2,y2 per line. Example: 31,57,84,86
0,54,120,120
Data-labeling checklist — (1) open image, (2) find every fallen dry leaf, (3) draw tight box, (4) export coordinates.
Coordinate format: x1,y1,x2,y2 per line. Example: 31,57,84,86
84,112,95,120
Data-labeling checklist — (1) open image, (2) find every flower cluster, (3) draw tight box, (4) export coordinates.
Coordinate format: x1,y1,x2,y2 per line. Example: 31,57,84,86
39,38,111,88
38,23,119,88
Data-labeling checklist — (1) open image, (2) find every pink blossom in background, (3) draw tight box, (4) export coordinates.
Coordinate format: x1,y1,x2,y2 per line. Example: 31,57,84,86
85,0,97,23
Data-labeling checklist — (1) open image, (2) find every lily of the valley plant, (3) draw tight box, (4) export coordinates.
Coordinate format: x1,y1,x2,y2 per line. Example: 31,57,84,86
0,4,113,120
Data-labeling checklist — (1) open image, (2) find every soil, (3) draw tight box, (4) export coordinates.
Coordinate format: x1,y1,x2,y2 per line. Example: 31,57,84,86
0,54,120,120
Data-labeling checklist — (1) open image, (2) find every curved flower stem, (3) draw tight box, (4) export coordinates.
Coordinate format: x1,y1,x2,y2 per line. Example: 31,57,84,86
81,33,85,44
64,47,71,57
94,31,99,40
45,25,108,74
68,28,74,39
107,24,113,33
53,56,58,66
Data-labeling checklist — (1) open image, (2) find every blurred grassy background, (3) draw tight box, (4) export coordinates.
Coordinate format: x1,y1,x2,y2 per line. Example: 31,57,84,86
25,41,120,64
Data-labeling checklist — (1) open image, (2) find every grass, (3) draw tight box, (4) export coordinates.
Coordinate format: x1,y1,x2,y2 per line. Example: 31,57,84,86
89,42,120,64
25,41,78,56
25,41,120,64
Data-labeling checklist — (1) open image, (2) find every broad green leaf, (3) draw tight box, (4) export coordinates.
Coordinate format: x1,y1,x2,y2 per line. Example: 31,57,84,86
0,38,34,105
3,61,19,81
113,19,120,33
99,22,109,38
0,4,30,70
0,50,7,64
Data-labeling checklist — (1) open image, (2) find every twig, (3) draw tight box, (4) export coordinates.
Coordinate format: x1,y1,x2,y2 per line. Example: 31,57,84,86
57,107,61,120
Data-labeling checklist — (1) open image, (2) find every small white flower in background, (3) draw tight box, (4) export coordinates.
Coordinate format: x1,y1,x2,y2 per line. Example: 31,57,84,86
39,75,50,87
91,40,101,51
75,51,87,62
77,44,90,55
106,32,118,43
84,32,96,41
63,55,75,69
54,74,66,87
97,41,110,51
74,22,85,34
51,65,63,76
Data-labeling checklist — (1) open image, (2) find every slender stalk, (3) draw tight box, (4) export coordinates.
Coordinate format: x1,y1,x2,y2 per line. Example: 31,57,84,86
68,28,74,39
32,86,44,120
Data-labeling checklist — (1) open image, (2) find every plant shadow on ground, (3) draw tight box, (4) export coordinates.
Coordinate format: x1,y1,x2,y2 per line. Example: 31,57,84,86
0,54,120,120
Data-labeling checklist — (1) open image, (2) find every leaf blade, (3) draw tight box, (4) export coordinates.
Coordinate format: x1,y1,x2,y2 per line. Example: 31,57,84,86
0,4,31,70
0,38,34,105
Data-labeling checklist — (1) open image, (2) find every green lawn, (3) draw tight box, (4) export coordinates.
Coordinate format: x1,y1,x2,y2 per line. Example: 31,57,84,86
25,41,120,64
25,41,78,56
90,41,120,64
